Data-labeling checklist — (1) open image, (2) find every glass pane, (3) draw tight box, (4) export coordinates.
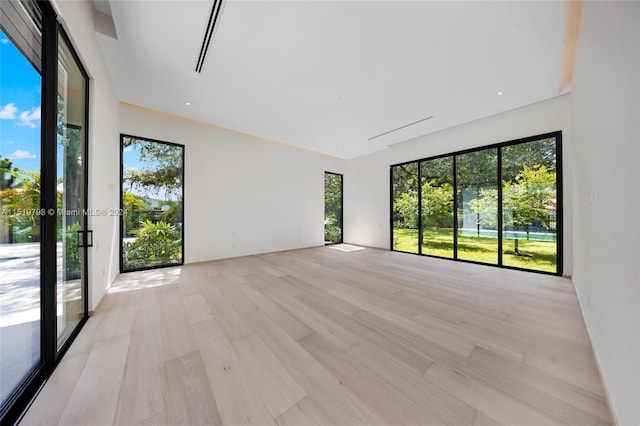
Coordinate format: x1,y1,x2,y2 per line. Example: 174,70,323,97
392,163,419,253
324,172,342,244
121,136,184,271
502,138,557,273
56,35,87,348
0,28,41,403
456,148,498,264
421,157,454,258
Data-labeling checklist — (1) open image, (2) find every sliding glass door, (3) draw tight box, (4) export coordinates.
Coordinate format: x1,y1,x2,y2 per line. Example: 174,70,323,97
390,132,562,275
324,172,343,244
0,1,89,422
56,34,88,347
120,135,184,272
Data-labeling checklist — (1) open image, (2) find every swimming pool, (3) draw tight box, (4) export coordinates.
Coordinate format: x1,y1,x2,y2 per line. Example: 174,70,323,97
457,228,556,242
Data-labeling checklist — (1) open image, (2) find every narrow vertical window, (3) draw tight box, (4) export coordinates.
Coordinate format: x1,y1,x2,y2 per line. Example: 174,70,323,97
324,172,343,244
120,135,184,271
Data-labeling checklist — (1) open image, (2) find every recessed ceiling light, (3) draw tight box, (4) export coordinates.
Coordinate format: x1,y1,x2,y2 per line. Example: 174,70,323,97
185,102,191,106
497,91,504,96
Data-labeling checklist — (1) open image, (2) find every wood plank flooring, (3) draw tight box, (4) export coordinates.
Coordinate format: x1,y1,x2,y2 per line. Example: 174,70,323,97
21,247,612,425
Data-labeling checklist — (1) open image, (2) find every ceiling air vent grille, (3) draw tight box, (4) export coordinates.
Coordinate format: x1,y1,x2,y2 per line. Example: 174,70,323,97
368,116,433,141
195,0,225,73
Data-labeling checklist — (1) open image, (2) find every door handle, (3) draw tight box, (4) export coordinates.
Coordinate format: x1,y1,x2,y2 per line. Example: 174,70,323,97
76,230,94,248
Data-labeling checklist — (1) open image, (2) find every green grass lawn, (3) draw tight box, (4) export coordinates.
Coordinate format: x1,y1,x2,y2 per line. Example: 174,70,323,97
393,228,557,273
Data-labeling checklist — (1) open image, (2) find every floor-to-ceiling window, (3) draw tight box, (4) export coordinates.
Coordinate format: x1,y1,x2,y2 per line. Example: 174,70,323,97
120,135,184,272
0,1,89,422
501,137,558,273
456,148,499,265
324,172,343,244
391,162,419,253
390,131,562,275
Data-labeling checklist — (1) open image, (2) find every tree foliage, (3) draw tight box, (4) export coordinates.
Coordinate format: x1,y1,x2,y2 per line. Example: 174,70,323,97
0,156,16,190
392,163,419,228
0,168,43,241
468,164,556,238
121,137,184,269
394,189,418,228
503,164,556,235
468,188,498,229
123,220,182,269
57,101,83,217
422,181,454,228
456,149,497,188
122,137,183,199
324,173,343,242
324,174,342,224
393,138,557,246
420,157,454,230
122,192,147,236
502,138,556,180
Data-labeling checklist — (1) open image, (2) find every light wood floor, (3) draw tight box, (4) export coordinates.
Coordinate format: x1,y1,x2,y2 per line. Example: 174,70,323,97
21,246,612,425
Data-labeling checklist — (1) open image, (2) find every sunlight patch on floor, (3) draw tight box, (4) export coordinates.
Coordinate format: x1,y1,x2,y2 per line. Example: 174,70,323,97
327,244,366,253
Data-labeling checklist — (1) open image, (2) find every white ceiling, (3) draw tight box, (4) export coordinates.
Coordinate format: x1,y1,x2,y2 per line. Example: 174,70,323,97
94,0,567,159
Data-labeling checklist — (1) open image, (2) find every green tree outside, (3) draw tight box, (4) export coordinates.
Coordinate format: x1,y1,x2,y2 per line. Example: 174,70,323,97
391,137,558,273
121,137,184,270
324,173,343,243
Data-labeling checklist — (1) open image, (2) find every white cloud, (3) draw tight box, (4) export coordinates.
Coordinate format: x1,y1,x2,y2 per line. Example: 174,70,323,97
8,149,37,160
1,38,8,45
19,106,40,128
0,103,18,119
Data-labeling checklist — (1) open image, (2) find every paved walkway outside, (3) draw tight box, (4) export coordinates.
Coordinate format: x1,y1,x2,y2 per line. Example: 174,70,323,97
0,243,40,326
0,242,82,402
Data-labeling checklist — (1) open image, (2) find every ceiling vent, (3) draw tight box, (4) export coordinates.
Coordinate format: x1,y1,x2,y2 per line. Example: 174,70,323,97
195,0,225,73
368,116,434,141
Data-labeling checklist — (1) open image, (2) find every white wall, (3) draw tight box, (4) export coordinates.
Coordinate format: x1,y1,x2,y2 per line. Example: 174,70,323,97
52,4,640,423
120,104,345,264
571,2,640,425
55,0,121,311
345,94,574,275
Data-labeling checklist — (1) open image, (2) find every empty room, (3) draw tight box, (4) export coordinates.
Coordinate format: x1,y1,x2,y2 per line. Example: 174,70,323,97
0,0,638,425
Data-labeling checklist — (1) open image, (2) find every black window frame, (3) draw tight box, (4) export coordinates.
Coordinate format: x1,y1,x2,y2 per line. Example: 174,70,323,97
324,171,344,245
390,130,563,276
119,134,185,273
0,1,91,423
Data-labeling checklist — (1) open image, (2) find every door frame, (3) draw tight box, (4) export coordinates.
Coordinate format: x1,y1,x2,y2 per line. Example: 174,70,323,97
0,2,90,423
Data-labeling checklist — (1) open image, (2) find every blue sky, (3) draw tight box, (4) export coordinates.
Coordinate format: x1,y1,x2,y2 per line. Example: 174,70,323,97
1,31,160,194
1,29,42,172
123,145,142,171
